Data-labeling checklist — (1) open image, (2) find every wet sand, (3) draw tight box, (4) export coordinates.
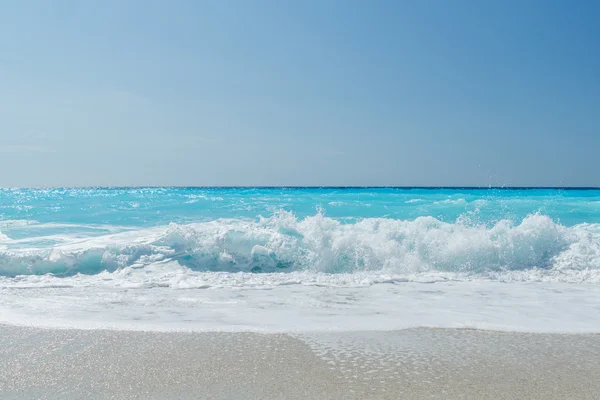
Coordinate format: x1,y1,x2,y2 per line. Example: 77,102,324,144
1,325,599,399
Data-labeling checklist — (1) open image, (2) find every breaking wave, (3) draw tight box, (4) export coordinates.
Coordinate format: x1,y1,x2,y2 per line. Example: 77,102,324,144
1,211,599,282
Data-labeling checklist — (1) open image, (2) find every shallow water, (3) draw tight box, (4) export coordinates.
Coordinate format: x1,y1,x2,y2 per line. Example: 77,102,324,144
1,187,599,332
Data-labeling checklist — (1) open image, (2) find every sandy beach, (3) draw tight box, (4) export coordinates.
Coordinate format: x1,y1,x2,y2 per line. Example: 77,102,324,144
1,325,599,399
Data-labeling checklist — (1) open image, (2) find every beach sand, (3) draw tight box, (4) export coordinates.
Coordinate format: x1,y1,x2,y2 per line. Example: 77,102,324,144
1,325,599,399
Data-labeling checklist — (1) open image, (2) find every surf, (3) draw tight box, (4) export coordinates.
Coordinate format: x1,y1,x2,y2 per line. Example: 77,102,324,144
1,211,599,282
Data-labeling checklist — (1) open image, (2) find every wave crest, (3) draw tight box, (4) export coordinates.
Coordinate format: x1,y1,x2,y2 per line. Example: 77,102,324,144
0,212,599,279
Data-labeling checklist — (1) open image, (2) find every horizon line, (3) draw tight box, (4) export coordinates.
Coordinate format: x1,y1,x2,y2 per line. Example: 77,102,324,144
2,186,600,190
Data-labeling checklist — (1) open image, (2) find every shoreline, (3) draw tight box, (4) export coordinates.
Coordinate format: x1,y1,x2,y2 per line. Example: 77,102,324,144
2,325,599,399
2,322,600,335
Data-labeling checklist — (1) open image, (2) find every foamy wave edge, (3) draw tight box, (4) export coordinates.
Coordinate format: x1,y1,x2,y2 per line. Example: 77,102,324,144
1,211,600,283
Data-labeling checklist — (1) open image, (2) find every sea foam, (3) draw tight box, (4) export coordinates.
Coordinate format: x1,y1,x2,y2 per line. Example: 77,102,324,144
0,211,599,283
2,188,600,333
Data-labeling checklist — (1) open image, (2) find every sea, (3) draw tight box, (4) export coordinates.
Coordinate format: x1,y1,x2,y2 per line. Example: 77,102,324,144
1,187,600,333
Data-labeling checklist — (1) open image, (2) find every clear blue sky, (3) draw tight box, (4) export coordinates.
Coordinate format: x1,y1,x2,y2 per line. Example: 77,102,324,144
1,0,598,187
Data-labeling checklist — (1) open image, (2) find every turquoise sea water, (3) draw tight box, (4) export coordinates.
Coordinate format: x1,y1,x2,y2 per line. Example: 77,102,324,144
2,188,600,333
1,187,600,279
3,187,600,227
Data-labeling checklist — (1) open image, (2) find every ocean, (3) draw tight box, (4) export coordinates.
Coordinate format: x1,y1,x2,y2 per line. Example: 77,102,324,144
1,187,600,332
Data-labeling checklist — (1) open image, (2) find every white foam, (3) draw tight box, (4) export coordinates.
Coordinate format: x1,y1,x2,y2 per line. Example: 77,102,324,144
1,212,600,333
1,212,600,281
0,219,40,228
1,269,599,333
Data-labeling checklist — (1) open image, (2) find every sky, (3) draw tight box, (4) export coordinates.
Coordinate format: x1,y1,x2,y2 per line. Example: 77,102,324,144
0,0,599,187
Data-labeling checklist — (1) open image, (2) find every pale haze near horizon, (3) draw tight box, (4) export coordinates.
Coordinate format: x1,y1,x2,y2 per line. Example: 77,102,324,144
0,0,599,188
